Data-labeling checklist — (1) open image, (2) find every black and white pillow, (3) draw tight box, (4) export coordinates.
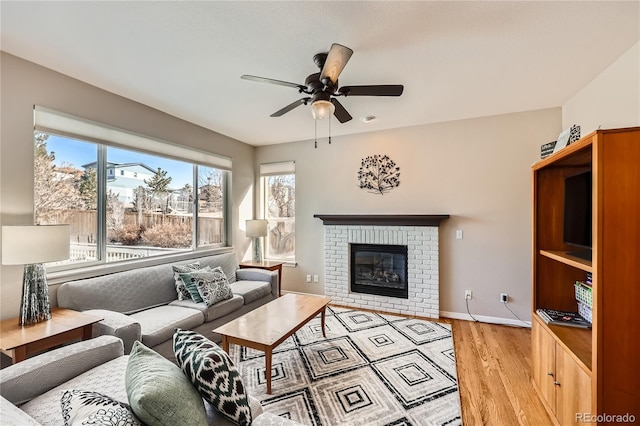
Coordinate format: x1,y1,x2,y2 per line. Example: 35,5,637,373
173,329,252,426
179,267,233,307
172,262,201,301
61,389,142,426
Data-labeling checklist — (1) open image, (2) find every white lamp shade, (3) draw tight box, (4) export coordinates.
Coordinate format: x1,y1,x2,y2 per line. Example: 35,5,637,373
2,225,71,265
311,100,335,120
245,220,268,238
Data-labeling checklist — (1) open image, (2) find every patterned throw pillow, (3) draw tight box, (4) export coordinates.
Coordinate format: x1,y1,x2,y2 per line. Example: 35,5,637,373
172,262,200,301
60,389,142,426
179,267,233,307
173,329,252,426
178,272,205,303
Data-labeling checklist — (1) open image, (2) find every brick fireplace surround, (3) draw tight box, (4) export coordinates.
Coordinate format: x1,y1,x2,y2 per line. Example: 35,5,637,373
314,215,449,318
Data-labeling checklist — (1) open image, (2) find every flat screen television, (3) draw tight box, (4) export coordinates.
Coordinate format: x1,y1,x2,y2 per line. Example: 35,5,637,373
563,170,592,260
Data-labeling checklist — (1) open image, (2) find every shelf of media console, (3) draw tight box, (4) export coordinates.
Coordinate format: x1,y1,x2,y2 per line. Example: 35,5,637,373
539,250,592,273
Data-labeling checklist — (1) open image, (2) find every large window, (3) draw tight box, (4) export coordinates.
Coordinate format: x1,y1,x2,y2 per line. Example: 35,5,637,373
33,109,230,269
260,162,295,263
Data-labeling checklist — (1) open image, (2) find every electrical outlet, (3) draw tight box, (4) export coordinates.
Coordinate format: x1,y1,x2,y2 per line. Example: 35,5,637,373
465,290,472,300
456,230,463,239
306,275,312,283
500,293,508,303
313,274,319,283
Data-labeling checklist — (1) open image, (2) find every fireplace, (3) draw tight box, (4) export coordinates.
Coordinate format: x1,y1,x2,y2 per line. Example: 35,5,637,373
350,243,408,299
315,214,450,318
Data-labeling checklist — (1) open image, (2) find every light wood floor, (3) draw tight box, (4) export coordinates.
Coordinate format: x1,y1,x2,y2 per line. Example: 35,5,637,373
330,304,553,425
446,318,553,426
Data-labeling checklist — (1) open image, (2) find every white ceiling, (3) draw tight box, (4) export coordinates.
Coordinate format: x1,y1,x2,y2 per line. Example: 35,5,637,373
1,1,638,146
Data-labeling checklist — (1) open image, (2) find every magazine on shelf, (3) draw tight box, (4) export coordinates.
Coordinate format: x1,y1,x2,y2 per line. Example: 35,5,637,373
536,308,591,329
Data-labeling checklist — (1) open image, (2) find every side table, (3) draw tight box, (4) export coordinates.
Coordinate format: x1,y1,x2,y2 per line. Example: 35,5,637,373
0,307,103,363
239,260,284,297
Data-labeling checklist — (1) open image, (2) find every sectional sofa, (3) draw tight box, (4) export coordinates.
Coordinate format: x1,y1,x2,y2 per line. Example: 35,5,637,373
56,252,279,360
0,335,297,425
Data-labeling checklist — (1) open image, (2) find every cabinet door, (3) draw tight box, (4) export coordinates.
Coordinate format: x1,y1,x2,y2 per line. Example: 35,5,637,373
556,348,592,425
532,320,557,415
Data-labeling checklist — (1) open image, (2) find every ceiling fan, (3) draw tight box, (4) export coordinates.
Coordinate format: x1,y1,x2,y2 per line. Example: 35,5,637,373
241,43,404,123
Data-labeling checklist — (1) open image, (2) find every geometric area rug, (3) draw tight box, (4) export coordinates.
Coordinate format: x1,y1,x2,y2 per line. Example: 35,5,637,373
228,306,462,426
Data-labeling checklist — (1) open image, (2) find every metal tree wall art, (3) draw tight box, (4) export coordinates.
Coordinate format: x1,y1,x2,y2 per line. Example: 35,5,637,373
357,154,401,195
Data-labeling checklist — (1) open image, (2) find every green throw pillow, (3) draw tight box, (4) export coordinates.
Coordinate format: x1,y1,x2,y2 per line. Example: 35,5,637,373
125,341,207,426
173,329,252,426
178,272,205,303
172,262,201,301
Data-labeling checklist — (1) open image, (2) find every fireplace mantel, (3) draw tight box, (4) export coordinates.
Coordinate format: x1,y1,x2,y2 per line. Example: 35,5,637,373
314,214,450,227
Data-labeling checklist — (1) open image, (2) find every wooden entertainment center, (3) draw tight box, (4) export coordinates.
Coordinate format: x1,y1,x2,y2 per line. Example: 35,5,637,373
531,127,639,425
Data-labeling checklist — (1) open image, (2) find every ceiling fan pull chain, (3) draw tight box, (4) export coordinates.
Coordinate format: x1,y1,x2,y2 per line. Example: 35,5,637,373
329,117,332,145
314,119,318,148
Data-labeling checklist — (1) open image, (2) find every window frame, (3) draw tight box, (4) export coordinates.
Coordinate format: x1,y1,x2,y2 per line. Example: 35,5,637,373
259,161,296,265
33,108,232,275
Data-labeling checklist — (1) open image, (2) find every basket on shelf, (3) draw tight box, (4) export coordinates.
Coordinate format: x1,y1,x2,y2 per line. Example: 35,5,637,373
578,301,592,323
575,281,592,323
575,281,592,306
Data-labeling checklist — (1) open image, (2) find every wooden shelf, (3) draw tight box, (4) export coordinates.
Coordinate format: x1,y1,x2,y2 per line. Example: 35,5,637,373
539,250,592,273
532,127,640,421
533,314,592,373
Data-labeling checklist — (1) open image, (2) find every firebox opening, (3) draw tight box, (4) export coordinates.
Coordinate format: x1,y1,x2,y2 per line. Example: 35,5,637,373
350,243,408,299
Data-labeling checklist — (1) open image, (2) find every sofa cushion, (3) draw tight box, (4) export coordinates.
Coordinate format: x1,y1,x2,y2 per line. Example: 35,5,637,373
1,336,124,406
173,329,252,426
198,252,238,284
129,306,204,348
58,265,179,314
0,396,40,425
230,280,273,305
170,294,244,322
61,389,142,426
172,262,201,301
20,356,130,426
126,341,207,426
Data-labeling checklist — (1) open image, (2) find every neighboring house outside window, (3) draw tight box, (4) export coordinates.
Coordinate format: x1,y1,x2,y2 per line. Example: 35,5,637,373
260,162,295,264
33,107,232,271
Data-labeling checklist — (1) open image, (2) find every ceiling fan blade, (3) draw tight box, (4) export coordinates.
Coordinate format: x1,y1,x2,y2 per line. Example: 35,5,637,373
339,85,404,97
270,98,311,117
331,98,353,123
320,43,353,85
241,74,306,91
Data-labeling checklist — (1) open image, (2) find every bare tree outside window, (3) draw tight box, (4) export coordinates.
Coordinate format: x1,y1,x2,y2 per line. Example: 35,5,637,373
34,133,84,225
197,166,224,245
265,174,295,262
34,133,98,261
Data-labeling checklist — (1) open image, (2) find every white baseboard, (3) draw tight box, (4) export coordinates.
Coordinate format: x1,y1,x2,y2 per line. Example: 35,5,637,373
283,290,531,328
439,310,531,328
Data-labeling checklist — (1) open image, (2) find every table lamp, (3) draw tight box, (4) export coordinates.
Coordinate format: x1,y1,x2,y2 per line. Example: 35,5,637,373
245,220,268,263
1,225,71,325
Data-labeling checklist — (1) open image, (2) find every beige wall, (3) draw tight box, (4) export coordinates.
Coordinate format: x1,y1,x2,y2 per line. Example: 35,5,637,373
0,52,256,320
256,108,561,322
563,41,640,133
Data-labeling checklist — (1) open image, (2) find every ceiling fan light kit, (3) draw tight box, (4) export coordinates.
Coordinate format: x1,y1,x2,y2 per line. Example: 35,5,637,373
241,43,404,146
311,100,335,120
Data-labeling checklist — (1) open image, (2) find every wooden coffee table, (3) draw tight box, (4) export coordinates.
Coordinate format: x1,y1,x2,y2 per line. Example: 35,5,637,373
0,308,103,363
214,293,331,394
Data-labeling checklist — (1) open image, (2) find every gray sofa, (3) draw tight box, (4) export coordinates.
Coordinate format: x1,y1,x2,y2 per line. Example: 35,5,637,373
0,336,297,425
56,252,278,359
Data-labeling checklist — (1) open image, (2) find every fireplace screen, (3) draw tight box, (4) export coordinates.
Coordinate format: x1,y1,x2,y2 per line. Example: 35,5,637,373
350,243,408,299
